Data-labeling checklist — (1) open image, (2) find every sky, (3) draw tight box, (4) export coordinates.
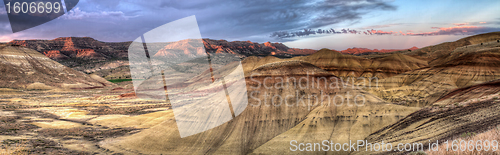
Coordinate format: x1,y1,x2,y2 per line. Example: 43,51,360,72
0,0,499,50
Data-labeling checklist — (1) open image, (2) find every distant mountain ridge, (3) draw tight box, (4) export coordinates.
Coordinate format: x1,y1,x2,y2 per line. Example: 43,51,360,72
9,37,419,62
8,37,318,60
9,37,131,61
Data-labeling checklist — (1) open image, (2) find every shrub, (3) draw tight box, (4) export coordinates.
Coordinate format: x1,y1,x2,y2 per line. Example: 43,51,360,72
461,132,477,139
410,151,427,155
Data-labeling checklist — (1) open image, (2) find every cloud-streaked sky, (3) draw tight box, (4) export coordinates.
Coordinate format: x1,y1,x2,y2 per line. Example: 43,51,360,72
0,0,499,50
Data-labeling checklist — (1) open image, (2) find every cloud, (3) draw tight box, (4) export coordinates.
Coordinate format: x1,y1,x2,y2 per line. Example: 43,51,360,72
211,0,397,41
360,23,400,29
399,31,405,36
0,0,398,42
61,7,138,20
453,23,468,26
453,22,488,26
406,26,500,36
270,25,500,39
369,29,394,35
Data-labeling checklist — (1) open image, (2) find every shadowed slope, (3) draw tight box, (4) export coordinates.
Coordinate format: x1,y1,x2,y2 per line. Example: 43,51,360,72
355,79,500,155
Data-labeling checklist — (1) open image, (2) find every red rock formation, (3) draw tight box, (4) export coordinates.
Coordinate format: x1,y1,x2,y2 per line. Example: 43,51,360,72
153,39,206,58
202,39,314,57
8,37,131,61
59,37,78,51
119,92,137,98
75,49,104,59
43,50,69,60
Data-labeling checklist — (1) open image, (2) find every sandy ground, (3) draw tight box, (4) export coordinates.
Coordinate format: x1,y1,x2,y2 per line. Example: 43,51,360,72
0,82,170,154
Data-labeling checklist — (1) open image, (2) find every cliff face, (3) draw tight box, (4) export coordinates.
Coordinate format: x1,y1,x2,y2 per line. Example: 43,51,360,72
202,39,316,57
9,37,131,61
9,37,318,61
8,37,317,75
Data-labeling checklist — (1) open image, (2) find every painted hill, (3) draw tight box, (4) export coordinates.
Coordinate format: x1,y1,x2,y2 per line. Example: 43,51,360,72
297,49,428,79
340,46,418,55
369,39,500,107
356,79,500,155
100,60,419,154
406,31,500,66
0,44,113,90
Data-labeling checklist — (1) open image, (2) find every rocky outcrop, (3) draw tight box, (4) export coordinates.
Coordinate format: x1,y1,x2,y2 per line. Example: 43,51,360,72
202,39,316,57
9,37,131,61
42,50,68,60
9,37,317,61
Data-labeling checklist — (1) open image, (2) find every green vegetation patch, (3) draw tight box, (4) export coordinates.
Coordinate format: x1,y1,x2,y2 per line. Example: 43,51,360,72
107,79,133,83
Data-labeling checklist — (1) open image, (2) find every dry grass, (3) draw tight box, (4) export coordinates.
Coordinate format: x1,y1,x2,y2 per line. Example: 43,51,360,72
0,116,39,135
87,104,170,115
426,127,500,155
38,127,137,141
0,139,27,155
1,138,91,155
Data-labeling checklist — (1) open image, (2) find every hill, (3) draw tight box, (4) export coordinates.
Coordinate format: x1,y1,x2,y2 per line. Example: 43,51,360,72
355,79,500,154
0,44,113,90
406,31,500,66
369,40,500,107
340,46,418,55
296,49,429,79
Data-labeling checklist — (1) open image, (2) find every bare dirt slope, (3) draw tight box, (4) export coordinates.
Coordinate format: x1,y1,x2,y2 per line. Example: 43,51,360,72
368,42,500,107
0,44,110,90
355,79,500,155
